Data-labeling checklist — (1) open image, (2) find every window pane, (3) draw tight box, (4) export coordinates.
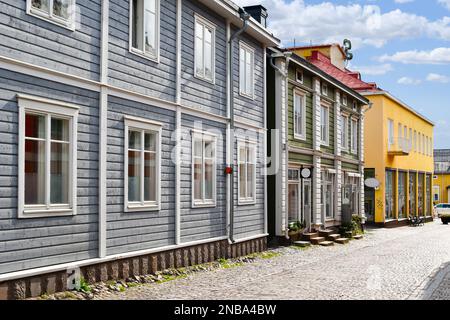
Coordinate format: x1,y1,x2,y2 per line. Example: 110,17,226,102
145,132,156,151
25,139,46,205
53,0,69,20
248,147,255,164
25,114,45,139
132,0,143,50
194,139,202,157
32,0,49,12
193,157,202,200
51,118,69,142
245,52,252,94
204,39,212,80
144,152,156,202
239,48,245,92
205,159,213,200
204,141,214,159
247,163,254,199
288,184,299,223
144,0,157,55
128,150,141,202
239,163,246,198
195,23,204,76
128,130,141,149
239,147,246,164
50,142,69,204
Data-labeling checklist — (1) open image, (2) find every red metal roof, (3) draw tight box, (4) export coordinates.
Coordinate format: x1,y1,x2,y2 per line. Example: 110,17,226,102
306,51,379,92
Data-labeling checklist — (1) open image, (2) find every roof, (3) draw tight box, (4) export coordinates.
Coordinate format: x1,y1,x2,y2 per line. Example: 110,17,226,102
276,49,369,105
288,43,347,58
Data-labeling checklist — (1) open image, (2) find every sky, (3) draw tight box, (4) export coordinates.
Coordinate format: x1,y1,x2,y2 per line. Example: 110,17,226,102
235,0,450,149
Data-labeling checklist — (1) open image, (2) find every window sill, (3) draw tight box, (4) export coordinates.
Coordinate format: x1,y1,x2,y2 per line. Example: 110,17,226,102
239,91,255,101
293,134,306,141
28,10,75,31
192,201,216,209
19,208,75,219
129,48,159,64
125,204,160,212
194,73,215,85
238,199,256,206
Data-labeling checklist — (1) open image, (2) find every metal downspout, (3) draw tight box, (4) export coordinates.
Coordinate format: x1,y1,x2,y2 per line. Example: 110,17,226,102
228,9,250,244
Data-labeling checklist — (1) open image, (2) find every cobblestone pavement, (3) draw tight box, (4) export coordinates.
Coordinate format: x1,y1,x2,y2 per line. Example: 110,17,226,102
96,220,450,300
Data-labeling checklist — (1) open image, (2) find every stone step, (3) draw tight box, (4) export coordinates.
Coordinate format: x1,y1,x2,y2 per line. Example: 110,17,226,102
353,235,363,240
319,229,335,237
319,241,334,247
293,241,311,248
310,237,326,245
302,232,319,240
343,231,353,239
335,238,350,244
327,234,341,241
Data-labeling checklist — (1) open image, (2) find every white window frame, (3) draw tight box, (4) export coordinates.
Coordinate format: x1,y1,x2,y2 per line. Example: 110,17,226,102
321,83,328,96
194,14,216,83
342,94,348,106
124,116,162,212
351,118,358,154
295,69,304,84
293,89,306,140
388,119,394,150
237,139,257,205
191,130,217,208
27,0,76,30
129,0,161,62
17,94,78,218
341,113,349,151
320,104,329,146
239,41,255,99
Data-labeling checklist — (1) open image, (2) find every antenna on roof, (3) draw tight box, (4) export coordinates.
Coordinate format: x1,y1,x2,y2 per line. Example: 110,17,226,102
343,39,353,67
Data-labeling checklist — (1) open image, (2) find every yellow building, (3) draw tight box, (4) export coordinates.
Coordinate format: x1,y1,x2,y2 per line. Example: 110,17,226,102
290,43,435,226
362,92,434,226
433,150,450,205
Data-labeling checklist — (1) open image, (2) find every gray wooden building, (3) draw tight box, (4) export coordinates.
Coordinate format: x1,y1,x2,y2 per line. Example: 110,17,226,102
0,0,278,298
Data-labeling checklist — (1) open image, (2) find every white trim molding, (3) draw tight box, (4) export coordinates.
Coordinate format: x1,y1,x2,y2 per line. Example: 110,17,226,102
238,41,255,100
293,88,307,141
26,0,76,31
17,94,79,219
124,116,163,213
237,139,257,205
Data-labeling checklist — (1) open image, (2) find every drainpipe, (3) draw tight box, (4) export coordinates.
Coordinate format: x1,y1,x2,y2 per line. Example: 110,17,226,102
269,50,291,239
228,9,250,244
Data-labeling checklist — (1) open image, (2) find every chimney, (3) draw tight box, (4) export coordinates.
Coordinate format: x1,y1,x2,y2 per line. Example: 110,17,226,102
243,5,268,28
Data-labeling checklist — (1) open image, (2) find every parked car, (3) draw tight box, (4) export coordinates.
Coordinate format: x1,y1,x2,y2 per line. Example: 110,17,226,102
434,204,450,217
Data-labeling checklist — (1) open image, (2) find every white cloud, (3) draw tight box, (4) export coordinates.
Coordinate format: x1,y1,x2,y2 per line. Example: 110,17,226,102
234,0,450,48
426,73,450,83
438,0,450,10
379,48,450,64
350,63,393,75
395,0,414,3
397,77,421,85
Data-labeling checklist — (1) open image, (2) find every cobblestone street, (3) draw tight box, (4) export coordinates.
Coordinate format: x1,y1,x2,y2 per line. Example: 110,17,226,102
95,220,450,300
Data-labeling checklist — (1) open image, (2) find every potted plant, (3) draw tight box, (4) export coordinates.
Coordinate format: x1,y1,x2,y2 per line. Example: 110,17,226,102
441,214,450,225
288,221,305,241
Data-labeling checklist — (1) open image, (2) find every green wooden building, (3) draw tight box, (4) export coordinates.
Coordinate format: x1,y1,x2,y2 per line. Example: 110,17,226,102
267,48,369,241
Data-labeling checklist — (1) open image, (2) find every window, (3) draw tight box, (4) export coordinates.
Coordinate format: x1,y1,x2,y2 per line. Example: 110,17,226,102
27,0,75,29
342,94,348,106
434,186,440,202
124,116,162,212
295,69,304,83
409,128,413,150
341,114,349,151
321,83,328,96
352,101,357,111
293,90,306,140
288,169,300,223
322,170,335,219
387,119,394,150
192,132,216,207
130,0,160,61
409,172,416,216
398,123,402,141
320,105,329,146
238,140,256,205
351,119,358,154
414,131,417,152
18,94,78,218
239,42,255,98
385,170,394,220
418,173,424,215
194,15,215,82
398,171,406,219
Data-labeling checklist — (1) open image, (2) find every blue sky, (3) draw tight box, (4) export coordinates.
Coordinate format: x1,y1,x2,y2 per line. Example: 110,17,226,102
236,0,450,148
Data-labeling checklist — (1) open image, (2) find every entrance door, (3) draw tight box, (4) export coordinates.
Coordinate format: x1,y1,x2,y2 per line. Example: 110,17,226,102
303,179,312,225
288,183,300,223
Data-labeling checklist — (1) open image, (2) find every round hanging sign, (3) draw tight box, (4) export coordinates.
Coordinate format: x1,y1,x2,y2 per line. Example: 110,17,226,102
301,168,312,179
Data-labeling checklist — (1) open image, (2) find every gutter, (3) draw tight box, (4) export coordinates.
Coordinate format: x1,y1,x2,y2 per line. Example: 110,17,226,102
228,9,251,244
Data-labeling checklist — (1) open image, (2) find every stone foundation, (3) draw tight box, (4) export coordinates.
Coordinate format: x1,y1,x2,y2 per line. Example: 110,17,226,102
0,237,267,300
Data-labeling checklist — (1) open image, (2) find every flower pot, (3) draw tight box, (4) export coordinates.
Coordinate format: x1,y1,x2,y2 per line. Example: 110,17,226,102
441,216,450,225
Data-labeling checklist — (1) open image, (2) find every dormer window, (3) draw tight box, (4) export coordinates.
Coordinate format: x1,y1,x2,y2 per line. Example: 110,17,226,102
321,83,328,96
